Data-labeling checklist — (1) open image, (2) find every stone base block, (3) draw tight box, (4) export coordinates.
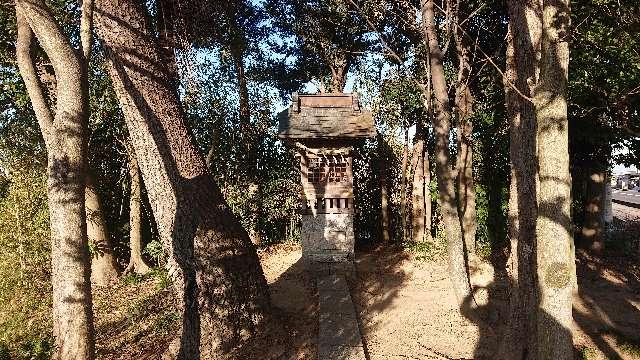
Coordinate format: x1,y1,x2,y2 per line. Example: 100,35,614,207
301,213,354,263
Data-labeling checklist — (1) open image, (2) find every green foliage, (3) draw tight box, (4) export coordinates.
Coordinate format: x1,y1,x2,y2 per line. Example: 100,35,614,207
143,240,166,268
151,268,171,291
404,238,447,262
17,338,52,360
152,312,180,336
0,166,52,359
617,334,640,358
576,346,597,360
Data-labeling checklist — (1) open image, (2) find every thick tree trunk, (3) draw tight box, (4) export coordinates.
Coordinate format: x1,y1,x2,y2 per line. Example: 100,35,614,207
421,0,472,306
581,168,605,252
124,149,151,275
497,1,542,358
534,0,575,357
87,176,119,286
15,3,95,358
94,1,279,358
329,58,349,93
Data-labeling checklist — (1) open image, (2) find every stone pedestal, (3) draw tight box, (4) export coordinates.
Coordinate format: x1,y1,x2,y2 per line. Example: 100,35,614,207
301,213,355,262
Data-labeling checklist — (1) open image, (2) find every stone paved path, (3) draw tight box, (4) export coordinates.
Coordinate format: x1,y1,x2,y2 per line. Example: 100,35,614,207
317,273,366,360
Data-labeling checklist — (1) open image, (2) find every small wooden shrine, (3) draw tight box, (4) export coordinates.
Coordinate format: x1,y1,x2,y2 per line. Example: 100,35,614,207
278,93,376,262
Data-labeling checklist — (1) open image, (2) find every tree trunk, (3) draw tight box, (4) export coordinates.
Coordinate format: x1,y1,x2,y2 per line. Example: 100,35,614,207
124,149,151,275
329,57,349,93
15,2,95,358
581,168,605,252
534,0,575,356
454,29,477,254
378,135,391,243
424,140,432,243
421,0,472,306
94,0,279,358
497,0,542,358
380,176,391,242
412,123,426,243
456,118,476,254
86,175,119,286
400,126,409,242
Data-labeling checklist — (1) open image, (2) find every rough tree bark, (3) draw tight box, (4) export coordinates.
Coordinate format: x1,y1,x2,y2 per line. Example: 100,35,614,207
93,0,279,358
328,55,350,93
497,0,542,358
421,0,472,306
87,175,119,286
581,167,605,252
124,147,151,275
534,0,575,357
454,20,477,254
15,1,95,358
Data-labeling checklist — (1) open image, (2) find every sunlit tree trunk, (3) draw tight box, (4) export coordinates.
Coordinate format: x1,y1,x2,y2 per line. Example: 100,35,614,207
498,0,542,358
421,0,472,306
15,0,95,357
124,148,151,275
534,0,575,356
87,175,119,286
94,0,279,357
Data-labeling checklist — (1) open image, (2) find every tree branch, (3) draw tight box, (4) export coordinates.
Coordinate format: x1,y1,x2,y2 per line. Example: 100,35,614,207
80,0,94,61
345,0,405,64
15,11,54,148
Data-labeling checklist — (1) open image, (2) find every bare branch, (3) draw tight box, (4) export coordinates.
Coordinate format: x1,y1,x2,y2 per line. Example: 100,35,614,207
345,0,405,64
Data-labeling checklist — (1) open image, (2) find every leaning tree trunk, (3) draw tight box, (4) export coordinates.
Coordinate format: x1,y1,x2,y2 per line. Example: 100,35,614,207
421,0,472,306
15,1,95,358
87,175,119,286
124,148,151,275
94,0,279,358
497,1,542,358
534,0,575,357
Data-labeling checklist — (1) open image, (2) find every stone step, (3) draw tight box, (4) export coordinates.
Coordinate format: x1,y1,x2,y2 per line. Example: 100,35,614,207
317,273,366,360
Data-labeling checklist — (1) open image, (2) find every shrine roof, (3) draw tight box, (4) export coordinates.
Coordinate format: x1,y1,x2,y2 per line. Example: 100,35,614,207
278,93,377,140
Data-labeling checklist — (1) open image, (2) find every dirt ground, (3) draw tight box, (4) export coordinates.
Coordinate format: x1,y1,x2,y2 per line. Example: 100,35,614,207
93,203,640,359
260,203,640,360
